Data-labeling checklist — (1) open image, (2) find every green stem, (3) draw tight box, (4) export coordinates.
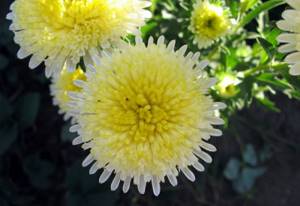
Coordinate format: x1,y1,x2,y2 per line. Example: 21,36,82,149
244,62,288,77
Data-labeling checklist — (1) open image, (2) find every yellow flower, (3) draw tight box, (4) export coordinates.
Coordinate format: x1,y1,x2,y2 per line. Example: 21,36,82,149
189,0,232,49
277,0,300,75
215,73,240,98
7,0,151,77
69,36,225,196
50,66,86,120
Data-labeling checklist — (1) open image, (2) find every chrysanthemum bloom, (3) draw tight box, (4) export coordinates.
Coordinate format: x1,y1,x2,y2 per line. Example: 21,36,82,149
189,0,232,49
7,0,151,77
50,66,86,121
69,36,226,196
277,0,300,75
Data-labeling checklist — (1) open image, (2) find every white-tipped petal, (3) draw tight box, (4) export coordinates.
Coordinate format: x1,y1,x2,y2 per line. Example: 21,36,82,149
167,174,178,186
157,36,165,46
99,169,112,183
182,168,195,182
72,136,83,145
122,176,131,193
193,161,205,172
200,141,217,152
82,154,94,167
111,174,121,191
137,175,146,194
194,149,213,163
89,163,99,175
69,124,80,133
151,176,160,196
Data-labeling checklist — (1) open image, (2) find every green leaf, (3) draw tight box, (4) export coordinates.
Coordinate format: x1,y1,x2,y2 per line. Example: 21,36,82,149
240,0,259,13
0,94,13,124
243,144,257,166
257,37,275,60
224,158,241,180
256,73,292,91
16,93,40,129
0,123,18,155
238,0,285,29
256,95,281,112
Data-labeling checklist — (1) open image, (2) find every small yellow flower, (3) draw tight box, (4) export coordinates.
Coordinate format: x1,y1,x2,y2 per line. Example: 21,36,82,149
7,0,151,77
69,36,226,196
277,0,300,75
50,66,86,120
189,0,232,49
215,73,240,98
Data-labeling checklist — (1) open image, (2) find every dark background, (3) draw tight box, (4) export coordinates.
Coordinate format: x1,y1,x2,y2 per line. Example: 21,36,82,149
0,1,299,206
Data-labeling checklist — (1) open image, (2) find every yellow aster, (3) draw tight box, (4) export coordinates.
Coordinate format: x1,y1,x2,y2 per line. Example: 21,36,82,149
50,66,86,120
189,0,232,49
7,0,151,77
277,0,300,75
69,36,226,196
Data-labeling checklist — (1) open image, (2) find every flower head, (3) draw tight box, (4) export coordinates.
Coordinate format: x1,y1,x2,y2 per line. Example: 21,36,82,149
215,73,240,98
50,66,86,120
189,0,232,49
7,0,151,77
277,0,300,75
69,36,225,196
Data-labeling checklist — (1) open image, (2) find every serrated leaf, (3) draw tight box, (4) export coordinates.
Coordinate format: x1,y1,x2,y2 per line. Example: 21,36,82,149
238,0,285,29
257,37,275,59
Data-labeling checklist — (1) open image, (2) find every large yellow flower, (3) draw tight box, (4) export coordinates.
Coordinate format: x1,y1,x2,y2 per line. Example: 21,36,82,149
189,0,232,49
69,36,225,196
7,0,151,77
277,0,300,75
50,66,86,120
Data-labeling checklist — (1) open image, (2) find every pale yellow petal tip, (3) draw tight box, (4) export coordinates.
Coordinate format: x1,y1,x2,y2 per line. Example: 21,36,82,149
277,1,300,76
189,0,232,49
8,0,151,76
69,36,225,195
50,66,86,120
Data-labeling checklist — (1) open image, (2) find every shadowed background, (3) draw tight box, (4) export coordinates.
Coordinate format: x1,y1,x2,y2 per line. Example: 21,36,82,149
0,0,299,206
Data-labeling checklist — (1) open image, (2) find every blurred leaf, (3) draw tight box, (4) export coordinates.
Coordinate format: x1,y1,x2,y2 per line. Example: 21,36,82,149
256,96,281,112
264,28,281,46
233,167,266,194
224,158,241,180
257,73,292,91
0,123,18,155
243,144,257,166
61,121,77,142
238,0,285,29
0,55,9,71
16,92,40,129
240,0,259,13
0,94,13,124
23,154,55,189
257,37,275,60
141,21,158,38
